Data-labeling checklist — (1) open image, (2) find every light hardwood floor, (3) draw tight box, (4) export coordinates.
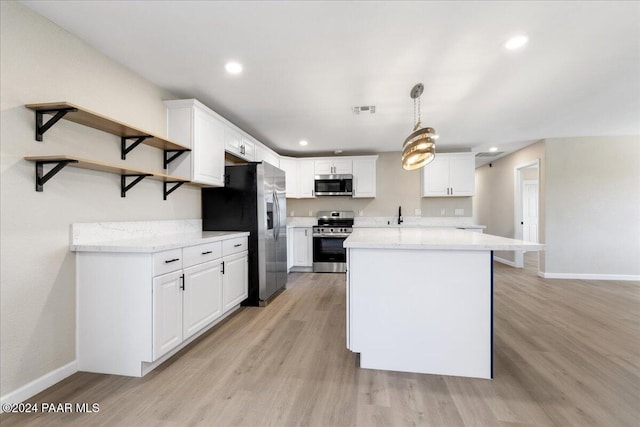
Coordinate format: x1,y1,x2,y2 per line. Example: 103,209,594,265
2,259,639,426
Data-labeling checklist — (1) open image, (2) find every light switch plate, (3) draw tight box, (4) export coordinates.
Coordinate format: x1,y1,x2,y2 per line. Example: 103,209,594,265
455,208,465,216
359,210,364,216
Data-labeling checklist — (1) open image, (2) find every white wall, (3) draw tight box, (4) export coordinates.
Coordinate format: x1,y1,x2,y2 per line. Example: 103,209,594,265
544,136,640,278
0,1,200,397
474,141,546,264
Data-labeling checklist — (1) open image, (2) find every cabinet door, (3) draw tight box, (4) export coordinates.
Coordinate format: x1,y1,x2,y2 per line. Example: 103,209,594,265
287,229,294,271
224,126,243,157
240,136,256,161
449,154,476,196
152,271,183,360
352,158,376,198
193,108,225,186
293,228,312,267
332,159,353,174
222,252,248,312
314,159,333,175
299,160,316,198
280,157,299,198
421,155,450,197
182,260,223,340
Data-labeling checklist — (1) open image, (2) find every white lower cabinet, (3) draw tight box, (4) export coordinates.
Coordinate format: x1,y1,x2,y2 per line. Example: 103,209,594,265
152,270,184,360
77,234,248,377
182,260,223,340
287,227,312,270
222,252,249,312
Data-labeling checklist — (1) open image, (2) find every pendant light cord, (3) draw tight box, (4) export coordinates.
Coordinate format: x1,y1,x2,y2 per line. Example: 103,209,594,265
413,95,422,131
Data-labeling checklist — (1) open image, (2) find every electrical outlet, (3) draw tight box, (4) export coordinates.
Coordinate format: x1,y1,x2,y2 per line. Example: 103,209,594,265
455,208,464,216
440,208,446,216
359,210,364,216
290,210,294,217
309,209,313,217
414,209,421,216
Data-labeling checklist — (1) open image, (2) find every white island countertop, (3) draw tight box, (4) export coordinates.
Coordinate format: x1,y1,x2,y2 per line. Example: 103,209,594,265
344,227,543,251
71,231,249,253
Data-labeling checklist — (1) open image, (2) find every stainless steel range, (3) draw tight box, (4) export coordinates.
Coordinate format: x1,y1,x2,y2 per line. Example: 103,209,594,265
312,211,354,273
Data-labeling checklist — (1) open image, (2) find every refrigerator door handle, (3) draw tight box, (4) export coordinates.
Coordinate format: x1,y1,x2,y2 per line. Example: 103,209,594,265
273,190,280,241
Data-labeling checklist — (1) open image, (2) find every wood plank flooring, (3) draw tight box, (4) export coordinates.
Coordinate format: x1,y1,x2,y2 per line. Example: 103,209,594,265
2,259,639,426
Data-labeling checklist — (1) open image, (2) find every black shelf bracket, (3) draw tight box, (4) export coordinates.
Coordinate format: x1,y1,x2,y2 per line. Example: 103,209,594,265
163,181,186,200
35,108,78,141
163,149,189,169
34,159,79,191
121,174,152,198
121,135,151,160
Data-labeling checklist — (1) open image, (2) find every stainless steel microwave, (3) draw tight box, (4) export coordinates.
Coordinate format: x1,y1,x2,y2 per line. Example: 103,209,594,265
314,174,353,196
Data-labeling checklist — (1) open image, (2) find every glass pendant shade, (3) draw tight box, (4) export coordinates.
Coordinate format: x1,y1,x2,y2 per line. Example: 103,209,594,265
402,127,436,170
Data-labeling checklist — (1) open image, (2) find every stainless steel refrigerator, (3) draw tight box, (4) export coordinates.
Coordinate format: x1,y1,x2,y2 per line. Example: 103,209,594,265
202,162,287,306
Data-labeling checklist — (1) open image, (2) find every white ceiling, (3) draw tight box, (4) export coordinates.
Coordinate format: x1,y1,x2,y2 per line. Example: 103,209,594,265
21,1,640,165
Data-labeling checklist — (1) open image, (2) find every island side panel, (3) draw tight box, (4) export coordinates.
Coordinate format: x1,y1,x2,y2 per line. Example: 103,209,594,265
348,248,492,379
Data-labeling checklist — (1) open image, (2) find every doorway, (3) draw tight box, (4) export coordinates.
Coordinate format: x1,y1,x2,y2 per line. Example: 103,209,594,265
514,160,540,269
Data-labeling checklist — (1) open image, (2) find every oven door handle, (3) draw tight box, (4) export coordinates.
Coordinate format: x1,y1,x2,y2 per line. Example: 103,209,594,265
312,233,351,238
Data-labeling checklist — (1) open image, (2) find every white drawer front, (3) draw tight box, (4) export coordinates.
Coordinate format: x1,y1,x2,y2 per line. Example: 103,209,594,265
223,237,248,256
183,241,222,268
153,248,183,276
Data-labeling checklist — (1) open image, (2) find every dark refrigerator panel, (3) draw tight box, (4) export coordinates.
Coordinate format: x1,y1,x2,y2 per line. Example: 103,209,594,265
202,162,286,306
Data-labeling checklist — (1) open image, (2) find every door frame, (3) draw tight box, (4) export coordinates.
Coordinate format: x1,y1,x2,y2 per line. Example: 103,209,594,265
514,159,540,268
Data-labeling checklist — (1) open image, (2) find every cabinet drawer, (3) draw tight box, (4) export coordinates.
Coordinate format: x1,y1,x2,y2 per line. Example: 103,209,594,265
223,237,248,256
153,248,183,276
183,241,222,268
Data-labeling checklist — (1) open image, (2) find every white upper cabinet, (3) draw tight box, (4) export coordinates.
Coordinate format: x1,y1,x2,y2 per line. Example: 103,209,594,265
314,158,352,175
224,126,242,157
421,153,475,197
165,99,225,187
352,156,377,198
299,159,316,198
255,144,280,168
279,157,299,198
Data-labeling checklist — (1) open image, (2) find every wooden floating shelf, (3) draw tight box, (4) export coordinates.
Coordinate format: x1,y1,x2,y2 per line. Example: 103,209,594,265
24,155,198,199
24,155,187,182
26,102,190,153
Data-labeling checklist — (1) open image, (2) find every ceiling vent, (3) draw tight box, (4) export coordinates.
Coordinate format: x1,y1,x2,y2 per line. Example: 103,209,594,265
475,151,504,158
353,106,376,114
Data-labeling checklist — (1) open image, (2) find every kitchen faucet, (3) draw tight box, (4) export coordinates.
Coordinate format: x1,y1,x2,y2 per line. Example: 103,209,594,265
398,206,403,225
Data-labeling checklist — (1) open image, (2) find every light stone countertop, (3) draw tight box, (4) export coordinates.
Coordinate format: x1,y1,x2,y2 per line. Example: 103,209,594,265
70,220,248,253
344,227,544,251
71,231,250,253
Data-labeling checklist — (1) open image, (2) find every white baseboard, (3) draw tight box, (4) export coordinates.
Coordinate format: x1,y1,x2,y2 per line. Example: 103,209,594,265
493,256,517,268
0,360,78,408
538,272,640,281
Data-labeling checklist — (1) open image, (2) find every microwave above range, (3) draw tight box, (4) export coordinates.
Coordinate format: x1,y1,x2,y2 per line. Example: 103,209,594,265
314,174,353,196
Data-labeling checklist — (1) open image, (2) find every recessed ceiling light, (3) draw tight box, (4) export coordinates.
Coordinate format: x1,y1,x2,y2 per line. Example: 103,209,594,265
489,147,498,152
505,35,528,50
299,140,308,146
225,61,243,74
334,149,343,154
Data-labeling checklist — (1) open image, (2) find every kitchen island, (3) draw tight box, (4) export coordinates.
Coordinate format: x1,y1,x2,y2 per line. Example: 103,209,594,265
344,227,543,379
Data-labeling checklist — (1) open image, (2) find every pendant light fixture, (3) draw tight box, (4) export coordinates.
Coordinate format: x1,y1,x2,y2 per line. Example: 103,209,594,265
402,83,437,170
